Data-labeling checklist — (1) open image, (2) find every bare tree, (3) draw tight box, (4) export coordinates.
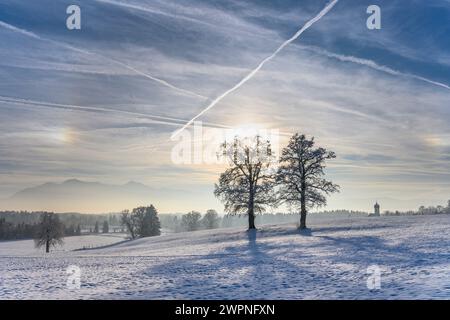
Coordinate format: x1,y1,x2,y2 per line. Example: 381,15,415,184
214,135,277,229
121,209,136,239
277,134,339,229
181,211,202,231
202,209,220,229
34,212,64,253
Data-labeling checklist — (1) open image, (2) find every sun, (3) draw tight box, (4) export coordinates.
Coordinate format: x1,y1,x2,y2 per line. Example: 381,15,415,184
229,123,264,137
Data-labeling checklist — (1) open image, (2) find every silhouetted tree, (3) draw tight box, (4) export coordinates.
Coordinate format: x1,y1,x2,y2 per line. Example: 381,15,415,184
121,206,161,239
277,134,339,229
215,135,277,229
121,210,137,239
135,205,161,237
202,209,220,229
181,211,202,231
34,212,64,253
76,224,81,235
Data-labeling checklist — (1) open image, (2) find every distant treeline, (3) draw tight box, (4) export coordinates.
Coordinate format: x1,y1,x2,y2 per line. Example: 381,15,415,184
0,216,73,241
0,211,122,241
159,211,301,232
0,211,121,226
383,202,450,216
1,201,449,240
0,220,40,241
319,203,450,216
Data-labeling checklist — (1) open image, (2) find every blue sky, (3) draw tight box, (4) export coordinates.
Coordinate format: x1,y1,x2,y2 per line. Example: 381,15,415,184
0,0,449,212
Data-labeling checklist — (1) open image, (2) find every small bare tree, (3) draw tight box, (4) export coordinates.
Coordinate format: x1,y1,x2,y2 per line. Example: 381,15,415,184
34,212,64,253
181,211,202,231
277,133,339,229
202,209,220,229
121,209,136,239
214,135,277,230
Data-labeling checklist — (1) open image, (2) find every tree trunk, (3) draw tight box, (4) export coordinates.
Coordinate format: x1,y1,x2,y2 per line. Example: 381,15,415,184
247,186,256,230
299,181,307,229
248,209,256,230
299,209,307,229
45,240,50,253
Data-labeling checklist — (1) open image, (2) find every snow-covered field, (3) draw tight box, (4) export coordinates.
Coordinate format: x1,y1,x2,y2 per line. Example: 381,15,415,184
0,233,128,256
0,214,449,299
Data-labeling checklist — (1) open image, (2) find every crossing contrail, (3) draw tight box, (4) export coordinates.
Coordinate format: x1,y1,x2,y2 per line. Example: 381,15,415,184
0,21,207,100
171,0,339,139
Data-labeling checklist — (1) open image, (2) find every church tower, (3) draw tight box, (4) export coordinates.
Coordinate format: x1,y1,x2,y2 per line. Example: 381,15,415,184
374,202,380,216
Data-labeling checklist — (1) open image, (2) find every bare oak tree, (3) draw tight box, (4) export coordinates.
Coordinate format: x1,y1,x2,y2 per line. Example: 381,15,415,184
277,134,339,229
34,212,64,253
214,135,277,229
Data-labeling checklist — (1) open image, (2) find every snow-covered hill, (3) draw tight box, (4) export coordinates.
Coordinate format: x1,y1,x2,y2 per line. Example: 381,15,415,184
0,214,449,299
0,233,128,256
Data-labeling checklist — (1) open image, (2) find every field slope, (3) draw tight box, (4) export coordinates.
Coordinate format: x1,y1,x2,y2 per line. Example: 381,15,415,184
0,214,449,299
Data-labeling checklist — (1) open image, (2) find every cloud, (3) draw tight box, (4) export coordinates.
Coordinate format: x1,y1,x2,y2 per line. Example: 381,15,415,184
0,20,207,100
300,45,450,90
1,0,450,212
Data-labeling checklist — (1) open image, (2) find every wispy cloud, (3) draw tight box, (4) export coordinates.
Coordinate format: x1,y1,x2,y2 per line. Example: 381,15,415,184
301,45,450,90
0,20,207,100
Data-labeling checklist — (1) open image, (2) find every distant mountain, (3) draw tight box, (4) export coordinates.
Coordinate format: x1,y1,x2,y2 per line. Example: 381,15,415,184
1,179,203,213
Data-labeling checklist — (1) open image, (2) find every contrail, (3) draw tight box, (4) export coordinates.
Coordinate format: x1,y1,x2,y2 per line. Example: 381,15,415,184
171,0,339,139
0,95,184,126
301,45,450,90
0,21,207,100
0,21,41,39
0,95,228,129
0,95,300,137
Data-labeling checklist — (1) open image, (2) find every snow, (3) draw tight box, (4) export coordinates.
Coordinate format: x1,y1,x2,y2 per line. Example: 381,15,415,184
0,214,449,299
0,233,128,256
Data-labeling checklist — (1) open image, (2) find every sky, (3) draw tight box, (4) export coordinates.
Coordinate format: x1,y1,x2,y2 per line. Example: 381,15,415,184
0,0,449,213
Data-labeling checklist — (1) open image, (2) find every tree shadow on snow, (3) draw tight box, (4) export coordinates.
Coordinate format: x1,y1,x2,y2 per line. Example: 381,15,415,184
95,223,450,299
